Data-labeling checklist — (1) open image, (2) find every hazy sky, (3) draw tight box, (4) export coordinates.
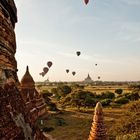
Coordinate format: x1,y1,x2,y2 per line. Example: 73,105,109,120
14,0,140,82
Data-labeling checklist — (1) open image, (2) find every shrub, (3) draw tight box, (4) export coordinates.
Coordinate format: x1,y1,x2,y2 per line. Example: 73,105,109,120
116,133,140,140
126,92,139,101
115,89,123,95
101,99,112,106
59,85,72,96
84,97,97,107
100,91,115,99
65,90,97,108
114,97,129,104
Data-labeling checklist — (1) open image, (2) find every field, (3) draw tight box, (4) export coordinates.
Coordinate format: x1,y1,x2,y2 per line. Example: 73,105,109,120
36,83,139,140
38,108,125,140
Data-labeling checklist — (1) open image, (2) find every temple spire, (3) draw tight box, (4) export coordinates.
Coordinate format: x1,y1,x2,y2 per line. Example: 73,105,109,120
26,65,29,72
88,102,109,140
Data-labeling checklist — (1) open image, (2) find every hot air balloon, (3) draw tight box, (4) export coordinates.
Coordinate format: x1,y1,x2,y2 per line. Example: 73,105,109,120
95,64,97,66
47,61,53,68
43,67,49,73
98,76,100,79
72,71,76,76
66,69,69,73
76,51,81,56
42,72,45,77
84,0,89,5
39,72,45,77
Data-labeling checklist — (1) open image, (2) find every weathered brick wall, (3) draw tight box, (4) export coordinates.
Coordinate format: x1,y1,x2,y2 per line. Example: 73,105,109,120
0,0,18,85
0,1,49,139
0,2,28,138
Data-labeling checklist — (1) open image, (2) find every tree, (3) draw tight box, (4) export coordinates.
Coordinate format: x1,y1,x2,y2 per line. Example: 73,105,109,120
59,85,72,96
100,91,115,99
115,89,123,95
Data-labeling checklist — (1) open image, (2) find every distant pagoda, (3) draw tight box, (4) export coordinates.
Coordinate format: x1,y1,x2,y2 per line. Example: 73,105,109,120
88,102,109,140
84,73,93,83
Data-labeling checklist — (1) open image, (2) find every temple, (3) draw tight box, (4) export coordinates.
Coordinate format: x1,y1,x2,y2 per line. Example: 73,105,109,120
88,102,109,140
0,1,48,139
84,73,93,84
20,66,47,122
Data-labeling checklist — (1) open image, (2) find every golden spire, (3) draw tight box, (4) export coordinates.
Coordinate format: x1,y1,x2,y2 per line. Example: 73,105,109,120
88,102,109,140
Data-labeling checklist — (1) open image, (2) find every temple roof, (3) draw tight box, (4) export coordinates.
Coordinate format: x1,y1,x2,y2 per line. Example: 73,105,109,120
21,66,35,87
84,73,93,83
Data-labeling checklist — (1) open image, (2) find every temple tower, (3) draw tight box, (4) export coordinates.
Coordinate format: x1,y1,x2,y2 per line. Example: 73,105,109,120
84,73,93,83
88,102,109,140
20,66,35,101
20,66,47,121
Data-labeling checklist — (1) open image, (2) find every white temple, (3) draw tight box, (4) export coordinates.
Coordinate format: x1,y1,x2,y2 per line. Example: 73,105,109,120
84,74,93,83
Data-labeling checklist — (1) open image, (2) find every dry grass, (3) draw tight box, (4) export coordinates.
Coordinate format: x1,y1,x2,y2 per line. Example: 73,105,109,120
38,108,125,140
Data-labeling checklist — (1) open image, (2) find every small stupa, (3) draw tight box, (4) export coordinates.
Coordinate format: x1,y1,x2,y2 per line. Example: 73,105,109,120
88,102,109,140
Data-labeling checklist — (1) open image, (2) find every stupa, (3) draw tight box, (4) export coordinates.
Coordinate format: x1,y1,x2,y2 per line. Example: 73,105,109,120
88,102,109,140
84,74,93,83
20,66,47,122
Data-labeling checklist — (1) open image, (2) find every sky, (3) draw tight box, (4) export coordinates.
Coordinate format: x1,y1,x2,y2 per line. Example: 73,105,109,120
14,0,140,82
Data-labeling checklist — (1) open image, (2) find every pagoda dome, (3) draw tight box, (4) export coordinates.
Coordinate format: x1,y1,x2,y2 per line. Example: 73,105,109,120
21,66,35,88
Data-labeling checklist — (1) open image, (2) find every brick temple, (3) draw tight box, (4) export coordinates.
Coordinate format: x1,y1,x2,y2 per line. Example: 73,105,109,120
0,0,49,139
20,66,47,123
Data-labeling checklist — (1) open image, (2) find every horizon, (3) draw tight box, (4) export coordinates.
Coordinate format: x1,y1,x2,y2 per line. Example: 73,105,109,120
14,0,140,82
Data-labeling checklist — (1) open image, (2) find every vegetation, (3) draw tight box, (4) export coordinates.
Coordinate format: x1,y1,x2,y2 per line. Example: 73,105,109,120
115,89,123,95
42,90,59,111
37,83,140,140
114,97,129,104
109,100,140,140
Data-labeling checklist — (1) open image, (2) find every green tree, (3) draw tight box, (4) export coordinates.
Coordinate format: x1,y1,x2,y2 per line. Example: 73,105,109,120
100,91,115,99
58,85,72,97
115,89,123,95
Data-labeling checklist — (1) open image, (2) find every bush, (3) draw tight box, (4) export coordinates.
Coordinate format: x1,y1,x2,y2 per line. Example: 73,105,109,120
64,90,97,109
101,99,112,106
59,85,72,96
84,97,97,107
116,133,140,140
126,92,139,101
115,89,123,95
100,91,115,99
114,97,129,104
